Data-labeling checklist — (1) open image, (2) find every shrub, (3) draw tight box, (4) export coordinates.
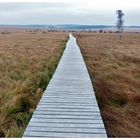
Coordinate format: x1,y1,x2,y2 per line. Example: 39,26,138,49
111,98,127,106
36,71,50,90
35,88,43,101
13,113,31,127
13,94,31,112
42,31,46,34
6,125,24,137
13,80,33,95
99,29,103,33
4,106,20,117
1,31,10,35
0,129,5,137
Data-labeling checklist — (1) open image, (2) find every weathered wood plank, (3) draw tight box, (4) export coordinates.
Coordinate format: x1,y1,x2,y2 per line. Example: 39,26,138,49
39,102,97,106
35,108,100,112
27,122,105,128
37,104,99,109
24,131,107,138
32,114,102,119
29,118,103,124
33,110,101,115
25,127,106,134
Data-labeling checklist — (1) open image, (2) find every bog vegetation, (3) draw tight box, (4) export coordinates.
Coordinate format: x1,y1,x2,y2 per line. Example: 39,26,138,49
75,32,140,137
0,30,68,137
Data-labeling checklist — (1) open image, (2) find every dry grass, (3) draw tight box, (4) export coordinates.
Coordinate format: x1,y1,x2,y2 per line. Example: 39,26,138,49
0,30,68,137
74,32,140,137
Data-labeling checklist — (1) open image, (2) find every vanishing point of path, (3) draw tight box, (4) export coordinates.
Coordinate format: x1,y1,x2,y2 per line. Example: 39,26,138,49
23,34,107,138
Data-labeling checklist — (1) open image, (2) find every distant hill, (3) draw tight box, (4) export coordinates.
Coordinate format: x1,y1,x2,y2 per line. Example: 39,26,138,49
0,24,140,31
52,24,113,29
0,24,113,30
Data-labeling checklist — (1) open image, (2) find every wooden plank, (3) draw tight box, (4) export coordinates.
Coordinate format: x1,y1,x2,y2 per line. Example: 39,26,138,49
37,104,99,109
25,127,106,134
39,101,97,106
39,101,97,105
33,111,101,116
42,95,95,98
40,99,97,103
27,122,105,128
35,108,100,112
32,114,101,119
24,131,107,138
23,34,107,138
29,118,103,124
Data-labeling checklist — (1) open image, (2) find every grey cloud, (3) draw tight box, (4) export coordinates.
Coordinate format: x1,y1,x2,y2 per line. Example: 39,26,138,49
0,2,139,25
0,2,71,13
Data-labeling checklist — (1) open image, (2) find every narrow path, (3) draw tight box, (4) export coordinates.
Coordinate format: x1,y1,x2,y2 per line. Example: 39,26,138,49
23,34,107,138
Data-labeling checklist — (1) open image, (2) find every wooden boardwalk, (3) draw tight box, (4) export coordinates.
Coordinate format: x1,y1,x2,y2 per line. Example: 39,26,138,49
23,34,107,138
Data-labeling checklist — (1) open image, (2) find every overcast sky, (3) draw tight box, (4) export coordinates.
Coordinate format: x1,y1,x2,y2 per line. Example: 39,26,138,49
0,0,140,25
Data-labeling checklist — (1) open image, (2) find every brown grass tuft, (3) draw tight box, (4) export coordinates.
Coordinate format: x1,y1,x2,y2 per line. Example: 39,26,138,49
12,94,31,112
0,129,5,137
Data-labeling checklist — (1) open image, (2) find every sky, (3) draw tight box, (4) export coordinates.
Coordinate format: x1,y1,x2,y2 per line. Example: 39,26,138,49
0,0,140,25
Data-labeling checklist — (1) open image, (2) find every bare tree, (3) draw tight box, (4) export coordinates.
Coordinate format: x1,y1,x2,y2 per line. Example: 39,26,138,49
116,10,124,39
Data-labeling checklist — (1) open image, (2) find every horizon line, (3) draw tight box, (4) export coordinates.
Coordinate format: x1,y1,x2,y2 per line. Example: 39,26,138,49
0,24,139,27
